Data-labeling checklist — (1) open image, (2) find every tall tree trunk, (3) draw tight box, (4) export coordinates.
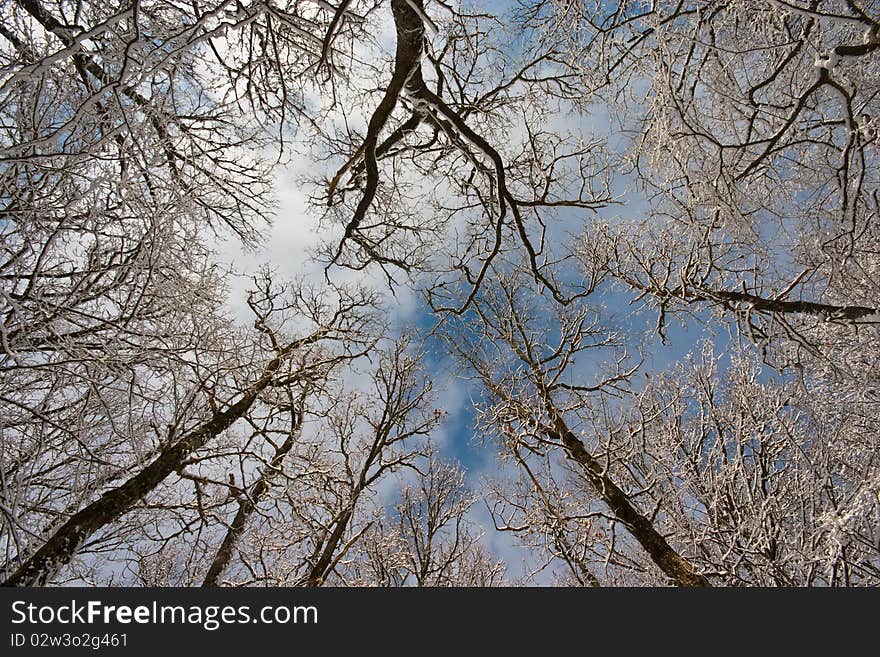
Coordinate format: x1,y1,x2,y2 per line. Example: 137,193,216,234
3,333,323,587
546,410,710,587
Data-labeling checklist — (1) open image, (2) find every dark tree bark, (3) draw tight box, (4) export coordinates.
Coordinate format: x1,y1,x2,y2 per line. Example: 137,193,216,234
3,332,324,587
545,411,710,587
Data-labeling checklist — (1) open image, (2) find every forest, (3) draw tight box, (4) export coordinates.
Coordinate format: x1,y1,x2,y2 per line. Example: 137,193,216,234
1,0,878,586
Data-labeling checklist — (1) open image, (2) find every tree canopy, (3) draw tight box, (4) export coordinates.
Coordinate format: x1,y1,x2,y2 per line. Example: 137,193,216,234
1,0,878,586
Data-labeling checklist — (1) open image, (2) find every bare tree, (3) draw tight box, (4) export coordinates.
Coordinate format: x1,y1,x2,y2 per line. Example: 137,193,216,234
310,0,616,305
125,335,450,588
621,344,880,585
486,445,607,586
445,260,879,585
442,264,710,586
344,449,507,586
523,1,880,372
2,273,378,585
4,0,879,588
